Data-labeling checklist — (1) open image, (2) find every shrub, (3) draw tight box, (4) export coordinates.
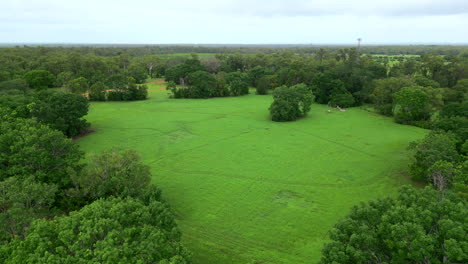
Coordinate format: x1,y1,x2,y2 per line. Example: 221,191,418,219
269,84,314,122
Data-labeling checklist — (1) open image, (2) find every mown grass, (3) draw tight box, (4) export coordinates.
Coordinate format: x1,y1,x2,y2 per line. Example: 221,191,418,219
77,79,427,264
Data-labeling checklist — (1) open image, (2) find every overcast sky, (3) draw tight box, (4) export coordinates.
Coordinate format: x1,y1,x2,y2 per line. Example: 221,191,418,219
1,0,467,44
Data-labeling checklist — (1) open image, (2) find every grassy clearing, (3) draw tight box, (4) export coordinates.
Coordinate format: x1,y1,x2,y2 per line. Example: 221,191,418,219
77,80,427,264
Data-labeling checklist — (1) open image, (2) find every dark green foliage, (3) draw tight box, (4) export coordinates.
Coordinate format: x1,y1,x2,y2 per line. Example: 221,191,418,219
414,75,440,88
393,86,431,124
0,176,58,242
453,160,468,199
0,114,83,187
329,86,355,107
0,79,28,94
88,81,107,101
167,81,185,98
428,160,459,191
0,91,90,137
444,78,468,103
165,56,204,85
226,72,249,96
127,63,148,83
247,66,268,87
55,71,73,87
188,70,217,98
105,74,128,90
269,84,314,122
256,75,278,95
371,77,414,116
23,70,55,90
31,90,90,137
408,131,461,181
66,76,88,94
439,102,468,118
0,197,191,264
433,116,468,143
311,72,345,104
69,149,152,204
169,71,245,99
213,74,230,97
104,78,148,101
0,94,33,118
320,186,467,264
127,83,148,100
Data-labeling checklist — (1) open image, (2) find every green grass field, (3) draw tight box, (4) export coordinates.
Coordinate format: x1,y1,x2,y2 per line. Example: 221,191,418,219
77,80,427,264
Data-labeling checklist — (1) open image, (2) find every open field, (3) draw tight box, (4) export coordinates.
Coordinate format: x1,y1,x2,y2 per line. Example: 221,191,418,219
77,80,427,264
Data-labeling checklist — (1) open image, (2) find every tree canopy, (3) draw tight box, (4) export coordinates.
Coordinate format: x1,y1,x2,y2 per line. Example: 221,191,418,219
0,197,191,264
269,84,314,122
321,186,468,264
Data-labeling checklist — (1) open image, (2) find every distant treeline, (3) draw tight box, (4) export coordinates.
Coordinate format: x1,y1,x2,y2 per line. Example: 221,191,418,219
0,44,467,56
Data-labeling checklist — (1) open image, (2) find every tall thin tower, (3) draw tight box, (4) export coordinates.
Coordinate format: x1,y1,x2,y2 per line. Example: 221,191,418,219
357,38,362,64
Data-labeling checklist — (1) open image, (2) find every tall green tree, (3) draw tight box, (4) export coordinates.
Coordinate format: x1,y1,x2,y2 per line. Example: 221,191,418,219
269,84,314,122
31,90,90,137
1,197,191,264
0,113,83,188
226,72,250,96
23,70,55,90
66,76,88,94
393,86,431,124
69,149,151,204
321,186,468,264
408,131,461,181
371,77,414,116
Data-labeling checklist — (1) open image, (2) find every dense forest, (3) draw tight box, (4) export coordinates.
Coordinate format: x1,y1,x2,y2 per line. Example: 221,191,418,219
0,45,467,263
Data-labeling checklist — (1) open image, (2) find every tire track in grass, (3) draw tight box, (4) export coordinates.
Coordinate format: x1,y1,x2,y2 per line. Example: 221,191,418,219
276,124,377,158
182,224,309,264
147,128,261,166
165,167,389,188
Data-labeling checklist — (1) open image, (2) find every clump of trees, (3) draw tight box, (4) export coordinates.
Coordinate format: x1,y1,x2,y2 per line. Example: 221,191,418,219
0,90,89,137
320,186,467,264
393,86,431,125
256,74,278,95
269,84,314,122
23,70,55,90
0,196,191,264
0,110,190,263
167,68,250,99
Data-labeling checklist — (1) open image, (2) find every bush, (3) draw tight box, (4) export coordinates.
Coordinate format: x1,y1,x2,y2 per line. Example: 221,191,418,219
88,81,107,101
439,102,468,118
226,72,249,96
68,149,151,206
107,90,123,101
187,70,217,98
66,77,88,94
329,88,355,107
256,75,278,95
269,84,314,122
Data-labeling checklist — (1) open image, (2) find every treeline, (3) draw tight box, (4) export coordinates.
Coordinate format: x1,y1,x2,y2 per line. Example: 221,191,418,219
2,44,467,56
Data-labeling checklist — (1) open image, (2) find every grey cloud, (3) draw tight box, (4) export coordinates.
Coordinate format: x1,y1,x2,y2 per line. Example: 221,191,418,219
206,0,468,17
